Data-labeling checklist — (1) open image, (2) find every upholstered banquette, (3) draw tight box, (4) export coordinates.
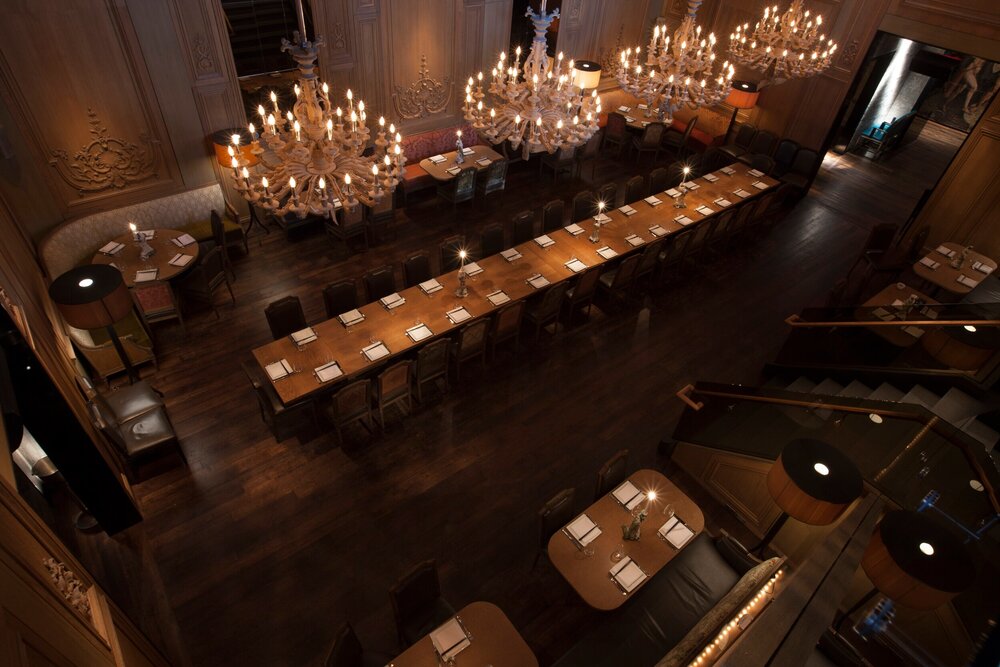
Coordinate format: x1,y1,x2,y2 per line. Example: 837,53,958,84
399,123,484,197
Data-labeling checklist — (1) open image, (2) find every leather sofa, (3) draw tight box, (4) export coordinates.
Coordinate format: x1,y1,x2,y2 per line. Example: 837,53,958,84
553,532,782,667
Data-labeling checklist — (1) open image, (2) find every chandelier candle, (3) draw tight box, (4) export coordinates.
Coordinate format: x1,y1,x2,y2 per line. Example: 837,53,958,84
729,0,838,83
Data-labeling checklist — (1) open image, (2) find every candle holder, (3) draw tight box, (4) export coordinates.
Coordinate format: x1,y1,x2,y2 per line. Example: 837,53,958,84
455,269,469,298
622,506,647,541
950,245,971,270
673,183,688,209
455,133,466,164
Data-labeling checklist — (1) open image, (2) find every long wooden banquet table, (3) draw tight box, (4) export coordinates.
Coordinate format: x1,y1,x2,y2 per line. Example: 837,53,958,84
252,163,779,405
547,469,704,611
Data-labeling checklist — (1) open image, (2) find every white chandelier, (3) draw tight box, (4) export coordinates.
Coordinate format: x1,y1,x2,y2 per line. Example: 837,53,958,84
615,0,734,125
226,3,404,219
729,0,838,83
463,1,601,158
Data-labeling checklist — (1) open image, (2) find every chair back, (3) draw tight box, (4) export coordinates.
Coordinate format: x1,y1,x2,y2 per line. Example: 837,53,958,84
451,167,477,202
605,112,627,139
749,153,776,176
189,246,226,293
679,115,699,145
439,235,465,272
241,362,278,427
539,488,576,548
906,226,930,261
790,148,820,176
773,139,799,173
578,131,602,159
210,210,226,248
341,203,366,228
747,129,777,156
609,254,640,289
571,190,594,222
415,338,450,382
535,282,569,320
480,224,505,258
733,123,757,149
324,621,364,667
699,147,732,173
455,318,489,359
663,227,696,267
635,238,664,276
647,167,669,195
571,266,602,303
403,252,432,288
511,210,536,245
377,360,412,402
711,207,737,240
132,282,180,323
265,296,307,340
480,158,508,194
597,183,617,209
322,280,358,319
332,379,371,422
363,265,397,302
389,560,442,627
640,122,666,147
595,449,629,499
541,199,565,233
492,301,524,339
623,176,645,204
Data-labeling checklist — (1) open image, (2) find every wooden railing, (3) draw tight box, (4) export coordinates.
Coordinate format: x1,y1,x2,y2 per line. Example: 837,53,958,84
784,313,1000,328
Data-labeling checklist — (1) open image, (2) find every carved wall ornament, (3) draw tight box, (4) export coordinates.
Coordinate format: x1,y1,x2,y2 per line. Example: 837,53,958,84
839,40,861,69
392,55,453,119
50,108,158,195
42,558,92,620
192,33,215,74
333,22,347,50
599,25,625,73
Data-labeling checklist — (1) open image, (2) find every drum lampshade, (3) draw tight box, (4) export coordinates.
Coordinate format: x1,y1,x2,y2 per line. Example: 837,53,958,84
48,265,132,330
767,438,863,525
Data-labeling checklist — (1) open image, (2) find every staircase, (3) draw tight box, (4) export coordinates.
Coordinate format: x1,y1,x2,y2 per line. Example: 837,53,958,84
770,375,999,452
222,0,312,77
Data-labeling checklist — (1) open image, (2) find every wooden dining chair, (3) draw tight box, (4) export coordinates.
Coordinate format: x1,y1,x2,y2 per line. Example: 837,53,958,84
574,131,603,181
451,318,489,381
489,300,525,361
541,199,565,233
374,360,412,431
533,488,576,569
176,246,235,319
661,115,698,159
602,112,628,155
738,129,778,163
510,210,536,246
623,175,645,205
326,203,369,252
322,279,358,319
539,144,577,183
747,153,776,176
362,265,397,303
633,238,667,284
597,182,617,209
439,235,466,272
402,251,433,288
241,362,317,443
571,190,595,223
210,209,235,280
132,281,184,336
389,560,455,649
647,167,669,196
720,123,757,160
772,138,800,176
658,227,696,279
437,167,477,210
595,449,630,500
479,223,505,258
630,122,665,163
329,378,374,445
264,295,306,340
524,282,570,339
476,157,508,198
413,338,450,403
598,254,641,305
563,265,602,320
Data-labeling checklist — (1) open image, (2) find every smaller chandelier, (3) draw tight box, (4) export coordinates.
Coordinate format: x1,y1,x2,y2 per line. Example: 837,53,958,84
729,0,838,83
616,0,733,125
463,1,601,158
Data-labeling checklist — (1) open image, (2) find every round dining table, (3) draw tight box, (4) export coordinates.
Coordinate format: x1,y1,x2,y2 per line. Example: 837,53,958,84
92,229,200,287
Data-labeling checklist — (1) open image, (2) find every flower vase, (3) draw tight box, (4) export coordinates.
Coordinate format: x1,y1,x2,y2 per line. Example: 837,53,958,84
455,137,465,164
622,508,646,541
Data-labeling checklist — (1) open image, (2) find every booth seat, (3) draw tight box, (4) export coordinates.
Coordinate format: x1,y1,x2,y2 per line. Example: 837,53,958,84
399,123,484,197
552,533,783,667
39,182,239,280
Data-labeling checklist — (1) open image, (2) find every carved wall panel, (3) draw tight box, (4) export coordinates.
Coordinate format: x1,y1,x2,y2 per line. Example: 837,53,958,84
0,0,182,219
393,55,453,119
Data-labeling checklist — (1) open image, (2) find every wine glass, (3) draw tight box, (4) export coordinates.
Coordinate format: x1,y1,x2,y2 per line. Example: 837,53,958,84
610,543,626,563
662,503,676,520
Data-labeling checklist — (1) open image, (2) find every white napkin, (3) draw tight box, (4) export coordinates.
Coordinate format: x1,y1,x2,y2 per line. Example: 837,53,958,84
486,290,510,306
501,248,522,262
429,154,446,163
935,245,955,258
168,253,193,267
644,196,662,207
872,307,894,321
362,341,390,361
135,269,158,282
665,188,682,198
338,309,365,326
617,105,631,113
527,274,550,289
138,230,155,240
565,258,588,273
265,359,293,381
610,558,646,592
290,327,317,345
461,147,474,155
747,168,764,177
476,157,491,166
918,257,939,269
625,234,644,247
564,223,585,236
624,116,636,123
567,514,600,545
685,182,700,190
612,480,642,508
593,213,611,224
903,326,924,338
637,103,648,110
534,234,555,248
674,215,694,226
405,323,433,342
446,306,471,324
99,241,123,255
703,173,719,182
419,279,443,295
714,198,733,208
957,274,979,289
597,246,618,260
314,361,343,383
973,261,994,274
752,181,768,190
695,205,714,216
720,166,736,175
446,166,461,175
380,293,406,309
430,618,469,658
173,233,197,247
660,517,695,549
618,205,637,216
463,261,484,276
649,225,667,237
733,189,751,198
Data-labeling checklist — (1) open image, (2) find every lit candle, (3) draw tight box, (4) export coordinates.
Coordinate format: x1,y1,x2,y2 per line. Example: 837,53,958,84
231,133,240,147
129,222,138,240
644,490,657,511
293,84,300,98
258,104,267,125
293,120,301,142
326,118,333,140
248,122,256,137
350,110,358,132
270,90,279,113
318,176,327,200
322,82,329,96
459,249,467,271
230,156,239,178
267,113,276,135
346,88,353,109
241,166,250,188
288,176,298,201
378,116,385,130
262,176,270,196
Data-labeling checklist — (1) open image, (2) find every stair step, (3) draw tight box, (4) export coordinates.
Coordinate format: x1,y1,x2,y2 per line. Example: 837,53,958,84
812,378,844,396
838,380,873,398
868,383,904,402
899,385,940,411
786,376,817,393
931,387,987,426
960,418,999,451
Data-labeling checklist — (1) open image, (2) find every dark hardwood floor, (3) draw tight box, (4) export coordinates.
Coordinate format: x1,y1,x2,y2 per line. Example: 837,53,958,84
64,120,963,667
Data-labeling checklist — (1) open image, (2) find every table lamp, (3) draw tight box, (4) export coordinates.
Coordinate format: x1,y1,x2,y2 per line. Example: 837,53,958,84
724,80,760,143
573,61,602,90
49,265,137,383
754,438,863,555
